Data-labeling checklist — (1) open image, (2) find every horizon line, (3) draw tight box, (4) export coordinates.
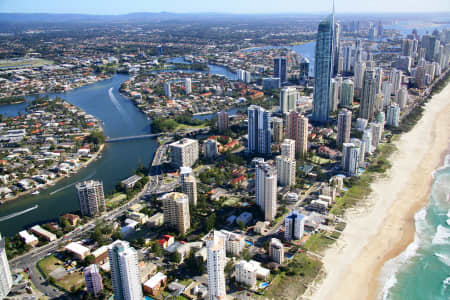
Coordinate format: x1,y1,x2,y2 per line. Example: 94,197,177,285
1,10,450,16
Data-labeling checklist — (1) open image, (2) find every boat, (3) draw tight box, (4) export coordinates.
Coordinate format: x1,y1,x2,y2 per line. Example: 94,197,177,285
31,190,40,195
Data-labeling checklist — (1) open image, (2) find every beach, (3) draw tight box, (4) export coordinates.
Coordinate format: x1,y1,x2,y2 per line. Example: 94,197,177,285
309,82,450,300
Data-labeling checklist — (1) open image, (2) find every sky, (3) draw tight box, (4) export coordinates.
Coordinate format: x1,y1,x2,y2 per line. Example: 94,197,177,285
1,0,449,15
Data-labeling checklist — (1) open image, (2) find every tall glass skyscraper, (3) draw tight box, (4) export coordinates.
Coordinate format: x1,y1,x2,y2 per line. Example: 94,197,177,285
312,13,335,123
248,105,271,154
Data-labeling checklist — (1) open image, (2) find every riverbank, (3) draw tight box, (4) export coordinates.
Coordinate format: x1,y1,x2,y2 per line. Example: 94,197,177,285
309,82,450,300
1,141,106,205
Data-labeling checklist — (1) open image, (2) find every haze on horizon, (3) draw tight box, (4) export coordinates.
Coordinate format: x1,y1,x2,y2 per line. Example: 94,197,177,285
1,0,449,15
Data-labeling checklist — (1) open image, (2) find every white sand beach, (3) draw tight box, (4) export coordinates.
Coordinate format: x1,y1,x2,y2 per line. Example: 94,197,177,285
309,83,450,300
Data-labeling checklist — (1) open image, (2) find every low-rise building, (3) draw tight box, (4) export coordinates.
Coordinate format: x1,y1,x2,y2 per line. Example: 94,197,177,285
143,272,167,296
65,242,91,260
30,225,56,241
61,213,81,227
18,230,38,247
147,213,164,227
220,230,245,256
92,246,109,265
121,175,142,191
269,238,284,264
235,260,270,288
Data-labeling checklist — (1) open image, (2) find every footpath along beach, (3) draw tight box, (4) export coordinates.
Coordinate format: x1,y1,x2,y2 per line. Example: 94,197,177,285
309,82,450,300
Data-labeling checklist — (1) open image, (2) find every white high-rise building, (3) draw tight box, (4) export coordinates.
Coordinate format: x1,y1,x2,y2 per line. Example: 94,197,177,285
0,234,12,299
276,156,296,187
330,78,340,112
162,192,190,234
237,69,251,83
280,87,299,114
169,138,199,168
255,162,277,221
206,231,227,300
280,139,296,161
180,167,197,207
76,180,105,217
342,143,360,176
184,78,192,94
362,129,373,154
386,103,401,127
351,138,365,167
284,210,305,241
108,240,143,300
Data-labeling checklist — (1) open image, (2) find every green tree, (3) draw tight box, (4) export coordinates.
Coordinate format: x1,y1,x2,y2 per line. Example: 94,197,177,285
86,130,106,146
205,213,216,232
170,251,182,264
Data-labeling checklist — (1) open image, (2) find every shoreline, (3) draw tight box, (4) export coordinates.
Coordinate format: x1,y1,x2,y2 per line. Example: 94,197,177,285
1,143,106,204
309,82,450,300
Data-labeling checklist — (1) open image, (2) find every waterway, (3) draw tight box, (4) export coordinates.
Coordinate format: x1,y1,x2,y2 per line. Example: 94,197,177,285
0,41,316,236
0,74,159,236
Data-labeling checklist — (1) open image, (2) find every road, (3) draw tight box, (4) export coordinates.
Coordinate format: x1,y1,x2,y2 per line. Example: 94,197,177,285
263,182,322,237
9,144,168,298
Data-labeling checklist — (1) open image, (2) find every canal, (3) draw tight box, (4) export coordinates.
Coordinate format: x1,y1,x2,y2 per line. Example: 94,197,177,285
0,41,316,236
0,74,158,236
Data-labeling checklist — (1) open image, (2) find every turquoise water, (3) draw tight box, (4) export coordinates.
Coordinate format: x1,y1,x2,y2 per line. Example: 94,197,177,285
381,154,450,300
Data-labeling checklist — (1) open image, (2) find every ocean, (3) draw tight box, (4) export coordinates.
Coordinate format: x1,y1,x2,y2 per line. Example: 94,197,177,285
381,154,450,300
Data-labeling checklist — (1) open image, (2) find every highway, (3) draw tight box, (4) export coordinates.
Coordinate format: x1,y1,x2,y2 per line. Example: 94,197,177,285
9,144,168,298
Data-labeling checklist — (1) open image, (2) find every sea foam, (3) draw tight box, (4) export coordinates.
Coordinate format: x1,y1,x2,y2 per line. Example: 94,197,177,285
432,225,450,245
380,208,427,300
434,253,450,267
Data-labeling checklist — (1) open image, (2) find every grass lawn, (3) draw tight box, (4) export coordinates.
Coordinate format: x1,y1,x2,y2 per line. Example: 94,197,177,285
178,278,193,286
0,58,53,68
311,155,332,165
37,255,61,274
263,253,322,300
222,197,239,206
56,271,84,292
174,123,207,132
106,193,127,208
37,255,84,293
303,233,335,254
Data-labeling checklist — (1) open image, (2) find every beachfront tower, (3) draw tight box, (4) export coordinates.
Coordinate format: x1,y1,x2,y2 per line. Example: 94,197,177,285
312,11,335,123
